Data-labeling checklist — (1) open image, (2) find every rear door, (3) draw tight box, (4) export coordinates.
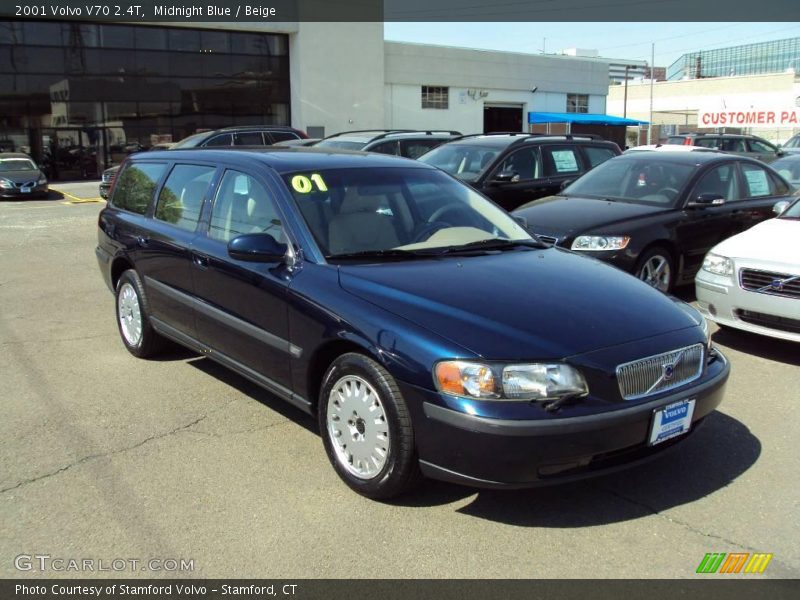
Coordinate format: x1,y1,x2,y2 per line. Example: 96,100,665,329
191,167,294,390
732,160,792,230
541,144,585,193
138,162,218,337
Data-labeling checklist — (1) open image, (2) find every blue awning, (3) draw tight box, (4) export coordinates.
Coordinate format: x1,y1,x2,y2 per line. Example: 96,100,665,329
528,112,649,126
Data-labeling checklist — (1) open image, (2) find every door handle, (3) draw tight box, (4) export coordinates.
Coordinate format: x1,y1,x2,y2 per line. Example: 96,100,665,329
136,235,149,247
192,253,209,269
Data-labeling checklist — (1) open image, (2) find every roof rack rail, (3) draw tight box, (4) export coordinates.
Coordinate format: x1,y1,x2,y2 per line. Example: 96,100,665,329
370,130,462,141
322,129,418,139
217,125,295,131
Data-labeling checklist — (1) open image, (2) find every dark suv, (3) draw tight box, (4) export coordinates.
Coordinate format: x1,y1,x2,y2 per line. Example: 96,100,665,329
418,133,621,210
666,133,784,163
99,126,308,198
96,147,728,499
314,130,461,159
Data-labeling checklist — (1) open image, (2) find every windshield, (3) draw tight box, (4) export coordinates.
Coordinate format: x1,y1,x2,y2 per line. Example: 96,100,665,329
783,136,800,149
563,156,698,205
771,156,800,185
0,158,37,172
418,144,501,182
282,167,532,259
314,140,367,151
779,198,800,219
171,132,209,149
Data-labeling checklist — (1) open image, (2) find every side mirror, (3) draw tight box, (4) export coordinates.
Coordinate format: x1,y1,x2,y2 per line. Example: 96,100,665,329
687,193,725,208
491,170,520,185
773,200,790,215
560,179,575,191
228,233,287,263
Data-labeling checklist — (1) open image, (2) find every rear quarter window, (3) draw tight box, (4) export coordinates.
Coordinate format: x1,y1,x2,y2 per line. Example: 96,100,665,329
583,146,618,168
110,162,167,215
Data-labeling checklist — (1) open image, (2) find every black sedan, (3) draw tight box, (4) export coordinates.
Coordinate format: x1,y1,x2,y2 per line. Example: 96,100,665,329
513,151,794,292
0,153,49,199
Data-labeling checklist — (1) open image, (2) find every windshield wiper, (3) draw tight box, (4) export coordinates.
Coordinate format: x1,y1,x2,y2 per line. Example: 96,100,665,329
326,248,430,261
430,238,547,255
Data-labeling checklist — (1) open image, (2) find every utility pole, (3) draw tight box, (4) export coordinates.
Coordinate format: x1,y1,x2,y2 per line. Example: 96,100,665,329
648,43,655,144
623,65,630,119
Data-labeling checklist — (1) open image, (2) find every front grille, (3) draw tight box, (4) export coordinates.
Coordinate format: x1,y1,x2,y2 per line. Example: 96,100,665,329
11,181,35,188
616,344,704,401
535,233,558,245
736,310,800,334
740,268,800,300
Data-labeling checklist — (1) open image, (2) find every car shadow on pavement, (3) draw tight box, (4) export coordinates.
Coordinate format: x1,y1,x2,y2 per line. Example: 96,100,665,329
713,328,800,367
186,356,318,435
393,411,761,527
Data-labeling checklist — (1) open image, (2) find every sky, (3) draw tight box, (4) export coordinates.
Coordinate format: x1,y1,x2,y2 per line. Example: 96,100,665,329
383,22,800,68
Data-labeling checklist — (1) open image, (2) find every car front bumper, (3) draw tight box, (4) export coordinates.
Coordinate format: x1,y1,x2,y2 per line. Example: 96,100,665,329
696,268,800,342
401,351,729,488
0,184,48,198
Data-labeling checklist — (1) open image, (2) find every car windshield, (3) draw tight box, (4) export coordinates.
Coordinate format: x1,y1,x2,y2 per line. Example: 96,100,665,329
0,158,37,172
171,132,209,149
417,144,502,182
782,136,800,149
282,167,532,259
563,156,698,205
771,156,800,185
314,140,367,151
779,198,800,219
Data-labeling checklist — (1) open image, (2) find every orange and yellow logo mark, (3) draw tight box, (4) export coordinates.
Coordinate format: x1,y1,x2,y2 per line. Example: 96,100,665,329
697,552,773,574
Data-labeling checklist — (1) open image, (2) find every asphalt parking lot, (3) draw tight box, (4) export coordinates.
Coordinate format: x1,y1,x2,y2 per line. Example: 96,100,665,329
1,183,798,579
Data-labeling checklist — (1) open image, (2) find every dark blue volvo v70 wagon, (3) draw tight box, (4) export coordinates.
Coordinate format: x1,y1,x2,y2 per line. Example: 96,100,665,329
96,148,729,499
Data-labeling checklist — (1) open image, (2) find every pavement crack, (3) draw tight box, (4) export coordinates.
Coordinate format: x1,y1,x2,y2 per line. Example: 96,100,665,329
0,414,208,496
596,484,761,552
188,418,291,438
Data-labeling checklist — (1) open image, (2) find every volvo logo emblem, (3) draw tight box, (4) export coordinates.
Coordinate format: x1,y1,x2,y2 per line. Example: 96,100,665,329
662,363,675,381
771,279,785,291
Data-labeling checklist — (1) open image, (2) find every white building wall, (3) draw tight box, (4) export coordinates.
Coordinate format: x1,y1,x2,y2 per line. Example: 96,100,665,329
289,22,385,135
384,42,609,133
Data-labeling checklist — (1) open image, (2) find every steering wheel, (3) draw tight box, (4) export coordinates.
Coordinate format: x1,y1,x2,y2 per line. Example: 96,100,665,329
428,203,467,224
656,187,680,200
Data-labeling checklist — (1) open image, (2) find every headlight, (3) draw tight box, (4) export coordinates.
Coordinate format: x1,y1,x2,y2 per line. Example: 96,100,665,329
571,235,630,251
434,361,588,402
702,252,733,277
38,177,47,185
0,178,13,189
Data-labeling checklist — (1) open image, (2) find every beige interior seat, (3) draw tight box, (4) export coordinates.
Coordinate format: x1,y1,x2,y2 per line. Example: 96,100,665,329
327,188,400,255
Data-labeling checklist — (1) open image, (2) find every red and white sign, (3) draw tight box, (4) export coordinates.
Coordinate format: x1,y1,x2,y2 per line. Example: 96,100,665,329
698,108,800,128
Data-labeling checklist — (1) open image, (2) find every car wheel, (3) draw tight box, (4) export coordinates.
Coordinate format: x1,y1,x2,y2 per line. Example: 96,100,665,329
115,269,166,358
318,353,421,499
635,247,674,293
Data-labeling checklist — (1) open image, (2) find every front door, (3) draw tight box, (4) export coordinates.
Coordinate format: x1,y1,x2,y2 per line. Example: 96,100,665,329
191,168,294,390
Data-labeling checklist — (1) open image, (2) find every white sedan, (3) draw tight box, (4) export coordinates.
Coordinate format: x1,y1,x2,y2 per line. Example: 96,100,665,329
695,198,800,342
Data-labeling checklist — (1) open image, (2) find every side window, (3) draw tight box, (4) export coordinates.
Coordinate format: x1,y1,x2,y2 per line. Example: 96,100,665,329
154,164,216,231
110,162,167,215
268,131,300,143
209,170,284,243
203,133,233,147
694,138,719,149
769,171,791,196
691,164,739,202
719,138,746,152
748,139,776,153
740,163,777,198
542,146,581,177
583,146,617,168
369,141,401,156
234,131,264,146
496,148,542,181
401,139,441,159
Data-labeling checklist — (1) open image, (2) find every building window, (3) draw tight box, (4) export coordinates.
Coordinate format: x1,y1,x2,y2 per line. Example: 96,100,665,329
566,93,589,113
422,86,449,109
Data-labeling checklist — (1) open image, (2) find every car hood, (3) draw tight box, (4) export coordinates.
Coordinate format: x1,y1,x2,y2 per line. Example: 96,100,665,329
337,248,698,359
513,196,671,238
713,218,800,269
0,170,42,182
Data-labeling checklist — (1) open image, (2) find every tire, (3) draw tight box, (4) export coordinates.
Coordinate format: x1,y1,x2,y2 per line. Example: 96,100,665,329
115,269,166,358
635,246,675,293
318,353,421,499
